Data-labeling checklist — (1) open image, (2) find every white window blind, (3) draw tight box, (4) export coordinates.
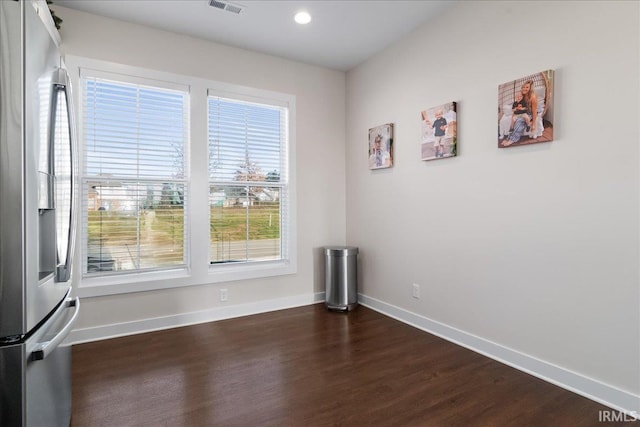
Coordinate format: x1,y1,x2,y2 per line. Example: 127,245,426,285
208,94,289,265
81,72,189,276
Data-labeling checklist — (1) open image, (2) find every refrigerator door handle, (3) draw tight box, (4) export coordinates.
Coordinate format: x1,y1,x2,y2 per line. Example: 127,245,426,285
31,297,80,361
51,67,78,283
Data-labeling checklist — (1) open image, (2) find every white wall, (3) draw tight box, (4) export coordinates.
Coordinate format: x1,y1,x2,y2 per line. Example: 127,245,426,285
346,0,639,402
56,7,346,332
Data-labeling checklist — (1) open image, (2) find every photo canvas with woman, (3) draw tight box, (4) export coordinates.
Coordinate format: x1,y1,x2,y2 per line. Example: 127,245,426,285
498,70,554,148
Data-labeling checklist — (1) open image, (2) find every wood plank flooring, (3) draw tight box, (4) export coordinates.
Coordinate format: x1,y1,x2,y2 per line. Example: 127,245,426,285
71,304,625,426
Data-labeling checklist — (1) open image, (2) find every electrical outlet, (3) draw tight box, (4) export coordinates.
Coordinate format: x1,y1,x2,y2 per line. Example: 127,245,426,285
412,283,420,299
220,288,228,302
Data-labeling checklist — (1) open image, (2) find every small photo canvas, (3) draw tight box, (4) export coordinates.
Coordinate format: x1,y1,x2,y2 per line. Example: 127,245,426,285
421,101,457,161
498,69,554,148
368,123,394,170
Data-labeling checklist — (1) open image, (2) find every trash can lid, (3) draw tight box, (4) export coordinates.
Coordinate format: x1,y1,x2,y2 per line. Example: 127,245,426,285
324,246,359,256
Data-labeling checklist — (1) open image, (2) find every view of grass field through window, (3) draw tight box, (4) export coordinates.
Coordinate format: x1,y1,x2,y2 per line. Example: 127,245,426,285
87,204,185,272
86,200,281,271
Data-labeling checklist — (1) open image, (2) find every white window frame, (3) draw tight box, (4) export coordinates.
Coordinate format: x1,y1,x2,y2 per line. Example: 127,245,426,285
65,56,296,298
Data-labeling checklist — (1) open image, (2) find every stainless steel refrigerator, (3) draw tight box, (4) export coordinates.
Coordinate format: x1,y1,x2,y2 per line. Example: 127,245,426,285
0,1,79,425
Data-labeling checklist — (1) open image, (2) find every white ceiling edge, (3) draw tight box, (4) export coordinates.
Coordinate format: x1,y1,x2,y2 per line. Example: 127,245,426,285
53,0,456,71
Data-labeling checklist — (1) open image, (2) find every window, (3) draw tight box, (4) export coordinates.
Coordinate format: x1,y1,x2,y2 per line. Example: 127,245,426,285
207,93,290,266
80,70,189,277
70,56,296,295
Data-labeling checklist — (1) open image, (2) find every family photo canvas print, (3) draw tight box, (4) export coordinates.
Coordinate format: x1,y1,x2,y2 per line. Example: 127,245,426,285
368,123,394,169
421,101,457,161
498,69,554,148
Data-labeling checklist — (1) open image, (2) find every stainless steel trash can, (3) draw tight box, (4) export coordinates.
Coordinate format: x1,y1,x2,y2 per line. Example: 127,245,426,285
324,246,358,311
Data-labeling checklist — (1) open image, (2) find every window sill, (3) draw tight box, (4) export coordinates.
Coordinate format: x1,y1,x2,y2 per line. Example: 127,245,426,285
76,260,297,298
208,259,296,283
77,268,192,298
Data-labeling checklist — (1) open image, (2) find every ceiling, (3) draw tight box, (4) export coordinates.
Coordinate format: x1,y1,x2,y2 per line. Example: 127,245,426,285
53,0,455,71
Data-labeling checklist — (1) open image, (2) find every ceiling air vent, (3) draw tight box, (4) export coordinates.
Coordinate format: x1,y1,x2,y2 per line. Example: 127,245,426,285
208,0,245,14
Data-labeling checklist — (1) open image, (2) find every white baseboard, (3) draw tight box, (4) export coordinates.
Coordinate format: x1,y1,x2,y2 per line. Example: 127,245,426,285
358,293,640,418
66,292,326,345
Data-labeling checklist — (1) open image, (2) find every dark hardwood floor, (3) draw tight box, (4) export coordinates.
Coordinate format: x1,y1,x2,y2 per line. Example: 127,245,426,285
72,304,625,426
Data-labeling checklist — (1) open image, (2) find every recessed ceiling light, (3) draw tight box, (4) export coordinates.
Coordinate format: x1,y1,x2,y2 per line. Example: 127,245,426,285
294,11,311,25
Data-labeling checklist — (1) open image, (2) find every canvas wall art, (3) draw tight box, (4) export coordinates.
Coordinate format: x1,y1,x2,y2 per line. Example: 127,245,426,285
498,69,554,148
368,123,394,169
421,101,457,161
